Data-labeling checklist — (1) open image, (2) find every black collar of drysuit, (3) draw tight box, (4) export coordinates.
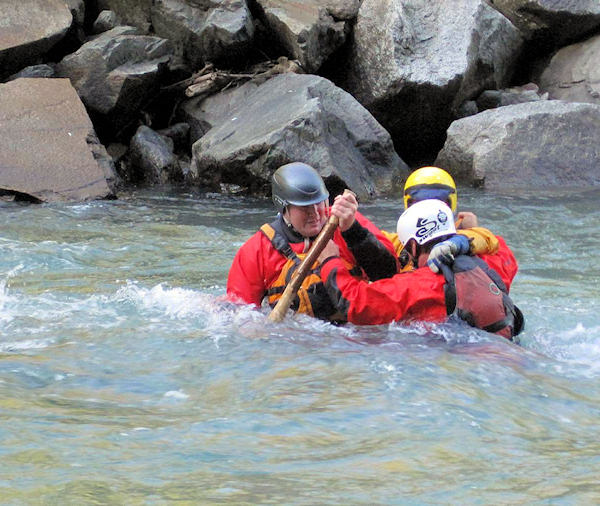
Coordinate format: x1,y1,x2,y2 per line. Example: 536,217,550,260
274,213,318,243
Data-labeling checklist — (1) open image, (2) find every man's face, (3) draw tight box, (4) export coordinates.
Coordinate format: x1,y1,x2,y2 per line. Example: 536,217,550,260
284,200,329,238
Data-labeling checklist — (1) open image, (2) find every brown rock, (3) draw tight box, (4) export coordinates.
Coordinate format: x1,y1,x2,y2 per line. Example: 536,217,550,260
0,78,115,203
0,0,72,79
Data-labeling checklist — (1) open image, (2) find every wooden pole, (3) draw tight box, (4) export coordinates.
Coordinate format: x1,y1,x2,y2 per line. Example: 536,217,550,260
267,189,356,322
267,214,341,323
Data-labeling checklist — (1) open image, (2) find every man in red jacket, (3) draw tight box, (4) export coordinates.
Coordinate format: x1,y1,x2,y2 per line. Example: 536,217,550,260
317,199,524,339
226,162,399,321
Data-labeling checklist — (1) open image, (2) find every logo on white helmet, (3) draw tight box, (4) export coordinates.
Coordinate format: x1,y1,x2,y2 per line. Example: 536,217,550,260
415,210,449,242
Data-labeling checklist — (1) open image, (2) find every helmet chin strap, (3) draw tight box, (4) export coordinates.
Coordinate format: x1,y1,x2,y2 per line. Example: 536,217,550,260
281,209,295,230
281,211,317,252
401,240,422,269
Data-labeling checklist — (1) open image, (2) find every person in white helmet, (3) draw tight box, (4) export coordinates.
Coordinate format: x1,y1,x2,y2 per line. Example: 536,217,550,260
381,166,503,272
316,199,524,340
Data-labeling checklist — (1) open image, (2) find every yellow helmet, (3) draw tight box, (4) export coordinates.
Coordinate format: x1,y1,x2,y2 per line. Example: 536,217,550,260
403,166,457,213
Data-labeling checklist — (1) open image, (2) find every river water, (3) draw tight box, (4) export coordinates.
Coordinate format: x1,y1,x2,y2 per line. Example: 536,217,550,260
1,187,599,504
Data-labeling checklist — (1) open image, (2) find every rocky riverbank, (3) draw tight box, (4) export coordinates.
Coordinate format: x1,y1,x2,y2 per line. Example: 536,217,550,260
1,0,599,203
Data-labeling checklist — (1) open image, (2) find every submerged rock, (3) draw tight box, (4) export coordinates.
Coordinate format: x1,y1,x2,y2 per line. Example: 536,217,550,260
0,78,116,202
435,100,600,189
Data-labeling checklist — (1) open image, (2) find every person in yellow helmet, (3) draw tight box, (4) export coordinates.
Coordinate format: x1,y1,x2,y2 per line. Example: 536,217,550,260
383,166,500,271
403,165,459,214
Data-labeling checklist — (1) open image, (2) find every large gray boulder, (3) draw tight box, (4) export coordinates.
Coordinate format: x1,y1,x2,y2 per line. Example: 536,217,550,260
0,78,116,203
0,0,72,79
538,34,600,106
189,73,409,200
151,0,255,69
255,0,360,73
345,0,523,161
488,0,600,46
435,100,600,189
55,26,173,136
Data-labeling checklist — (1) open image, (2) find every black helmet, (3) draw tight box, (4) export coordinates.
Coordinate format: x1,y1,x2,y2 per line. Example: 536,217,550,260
272,162,329,213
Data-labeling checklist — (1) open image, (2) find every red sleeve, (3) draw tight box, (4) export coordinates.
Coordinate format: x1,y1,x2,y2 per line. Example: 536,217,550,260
478,235,518,291
320,258,447,325
226,231,268,306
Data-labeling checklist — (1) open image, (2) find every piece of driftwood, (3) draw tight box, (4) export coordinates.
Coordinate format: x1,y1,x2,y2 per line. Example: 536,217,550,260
164,57,304,100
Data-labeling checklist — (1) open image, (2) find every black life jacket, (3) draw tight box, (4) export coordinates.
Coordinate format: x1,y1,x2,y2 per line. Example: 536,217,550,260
440,255,524,340
260,218,361,321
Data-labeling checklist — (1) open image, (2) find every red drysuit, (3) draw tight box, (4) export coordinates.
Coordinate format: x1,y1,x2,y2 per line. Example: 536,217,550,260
319,235,518,327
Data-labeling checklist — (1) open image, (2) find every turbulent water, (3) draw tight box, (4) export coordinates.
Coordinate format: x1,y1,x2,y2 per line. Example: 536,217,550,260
1,188,599,504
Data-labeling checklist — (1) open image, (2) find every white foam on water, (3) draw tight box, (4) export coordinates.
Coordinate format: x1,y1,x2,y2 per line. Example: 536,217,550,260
163,390,189,400
0,264,23,325
530,322,600,377
114,281,222,318
111,281,246,347
0,338,56,353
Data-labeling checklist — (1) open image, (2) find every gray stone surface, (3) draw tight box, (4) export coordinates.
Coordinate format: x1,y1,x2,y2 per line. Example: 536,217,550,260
151,0,254,68
476,83,547,111
538,34,600,106
189,73,409,200
93,10,121,34
325,0,361,20
345,0,523,160
66,0,85,26
98,0,254,68
95,0,154,32
0,78,115,202
0,0,72,79
255,0,357,72
8,64,56,80
129,125,180,183
179,81,260,145
55,27,173,135
435,100,600,189
488,0,600,46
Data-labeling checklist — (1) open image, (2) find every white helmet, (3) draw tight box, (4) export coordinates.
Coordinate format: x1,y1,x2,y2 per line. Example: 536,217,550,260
396,199,456,246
